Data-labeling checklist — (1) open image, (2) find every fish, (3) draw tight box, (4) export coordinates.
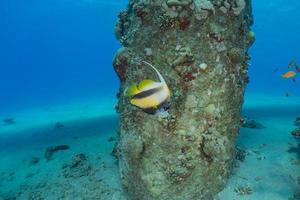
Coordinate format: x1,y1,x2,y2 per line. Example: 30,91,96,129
281,71,296,78
285,92,290,97
2,117,15,125
127,61,171,114
295,63,300,72
288,59,296,68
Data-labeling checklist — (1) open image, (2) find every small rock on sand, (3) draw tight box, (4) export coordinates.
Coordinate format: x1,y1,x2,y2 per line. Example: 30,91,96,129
45,145,70,161
29,157,40,166
108,136,116,142
291,128,300,138
240,117,265,129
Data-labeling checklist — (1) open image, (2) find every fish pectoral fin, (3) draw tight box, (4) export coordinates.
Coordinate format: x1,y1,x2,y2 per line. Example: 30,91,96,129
138,79,156,90
127,83,140,96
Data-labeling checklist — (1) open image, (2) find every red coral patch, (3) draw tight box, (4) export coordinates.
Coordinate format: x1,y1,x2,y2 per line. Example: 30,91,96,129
183,72,196,81
179,18,190,30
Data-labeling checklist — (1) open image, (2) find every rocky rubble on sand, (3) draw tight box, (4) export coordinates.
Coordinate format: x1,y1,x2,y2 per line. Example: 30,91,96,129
291,115,300,138
288,115,300,200
234,185,253,196
62,153,92,178
2,152,125,200
292,128,300,138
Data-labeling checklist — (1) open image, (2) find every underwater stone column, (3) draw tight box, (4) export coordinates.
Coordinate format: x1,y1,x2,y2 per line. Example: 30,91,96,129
113,0,254,200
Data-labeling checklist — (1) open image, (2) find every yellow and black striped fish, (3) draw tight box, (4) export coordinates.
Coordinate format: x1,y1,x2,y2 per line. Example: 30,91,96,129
127,61,171,114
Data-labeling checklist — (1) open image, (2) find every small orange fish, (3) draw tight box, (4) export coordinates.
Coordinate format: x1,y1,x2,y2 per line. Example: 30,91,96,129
281,71,296,78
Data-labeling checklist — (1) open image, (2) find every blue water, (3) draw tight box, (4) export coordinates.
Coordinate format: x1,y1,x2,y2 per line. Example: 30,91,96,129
0,0,299,113
0,0,299,199
0,0,126,113
248,0,300,96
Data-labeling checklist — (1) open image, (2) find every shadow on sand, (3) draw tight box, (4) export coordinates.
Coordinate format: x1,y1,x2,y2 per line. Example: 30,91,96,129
0,115,119,151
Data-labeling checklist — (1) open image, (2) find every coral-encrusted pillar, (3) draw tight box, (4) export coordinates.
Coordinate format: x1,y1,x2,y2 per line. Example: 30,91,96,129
113,0,254,199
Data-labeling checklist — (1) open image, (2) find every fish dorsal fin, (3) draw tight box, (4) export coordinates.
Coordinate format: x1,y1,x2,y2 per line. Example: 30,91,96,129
127,83,140,96
138,79,159,91
141,61,166,84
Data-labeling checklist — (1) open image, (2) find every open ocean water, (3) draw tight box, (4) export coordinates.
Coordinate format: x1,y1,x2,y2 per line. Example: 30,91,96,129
0,0,299,199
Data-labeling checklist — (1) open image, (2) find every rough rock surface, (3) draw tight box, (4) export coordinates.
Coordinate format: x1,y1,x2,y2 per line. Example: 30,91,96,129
113,0,254,199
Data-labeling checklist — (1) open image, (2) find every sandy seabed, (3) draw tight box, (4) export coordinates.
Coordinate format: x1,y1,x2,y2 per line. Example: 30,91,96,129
0,94,299,200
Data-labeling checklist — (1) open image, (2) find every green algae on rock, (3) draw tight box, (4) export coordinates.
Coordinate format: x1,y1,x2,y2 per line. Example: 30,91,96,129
113,0,254,199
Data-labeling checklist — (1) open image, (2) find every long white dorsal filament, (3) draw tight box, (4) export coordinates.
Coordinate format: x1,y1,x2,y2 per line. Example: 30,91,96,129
141,61,166,84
